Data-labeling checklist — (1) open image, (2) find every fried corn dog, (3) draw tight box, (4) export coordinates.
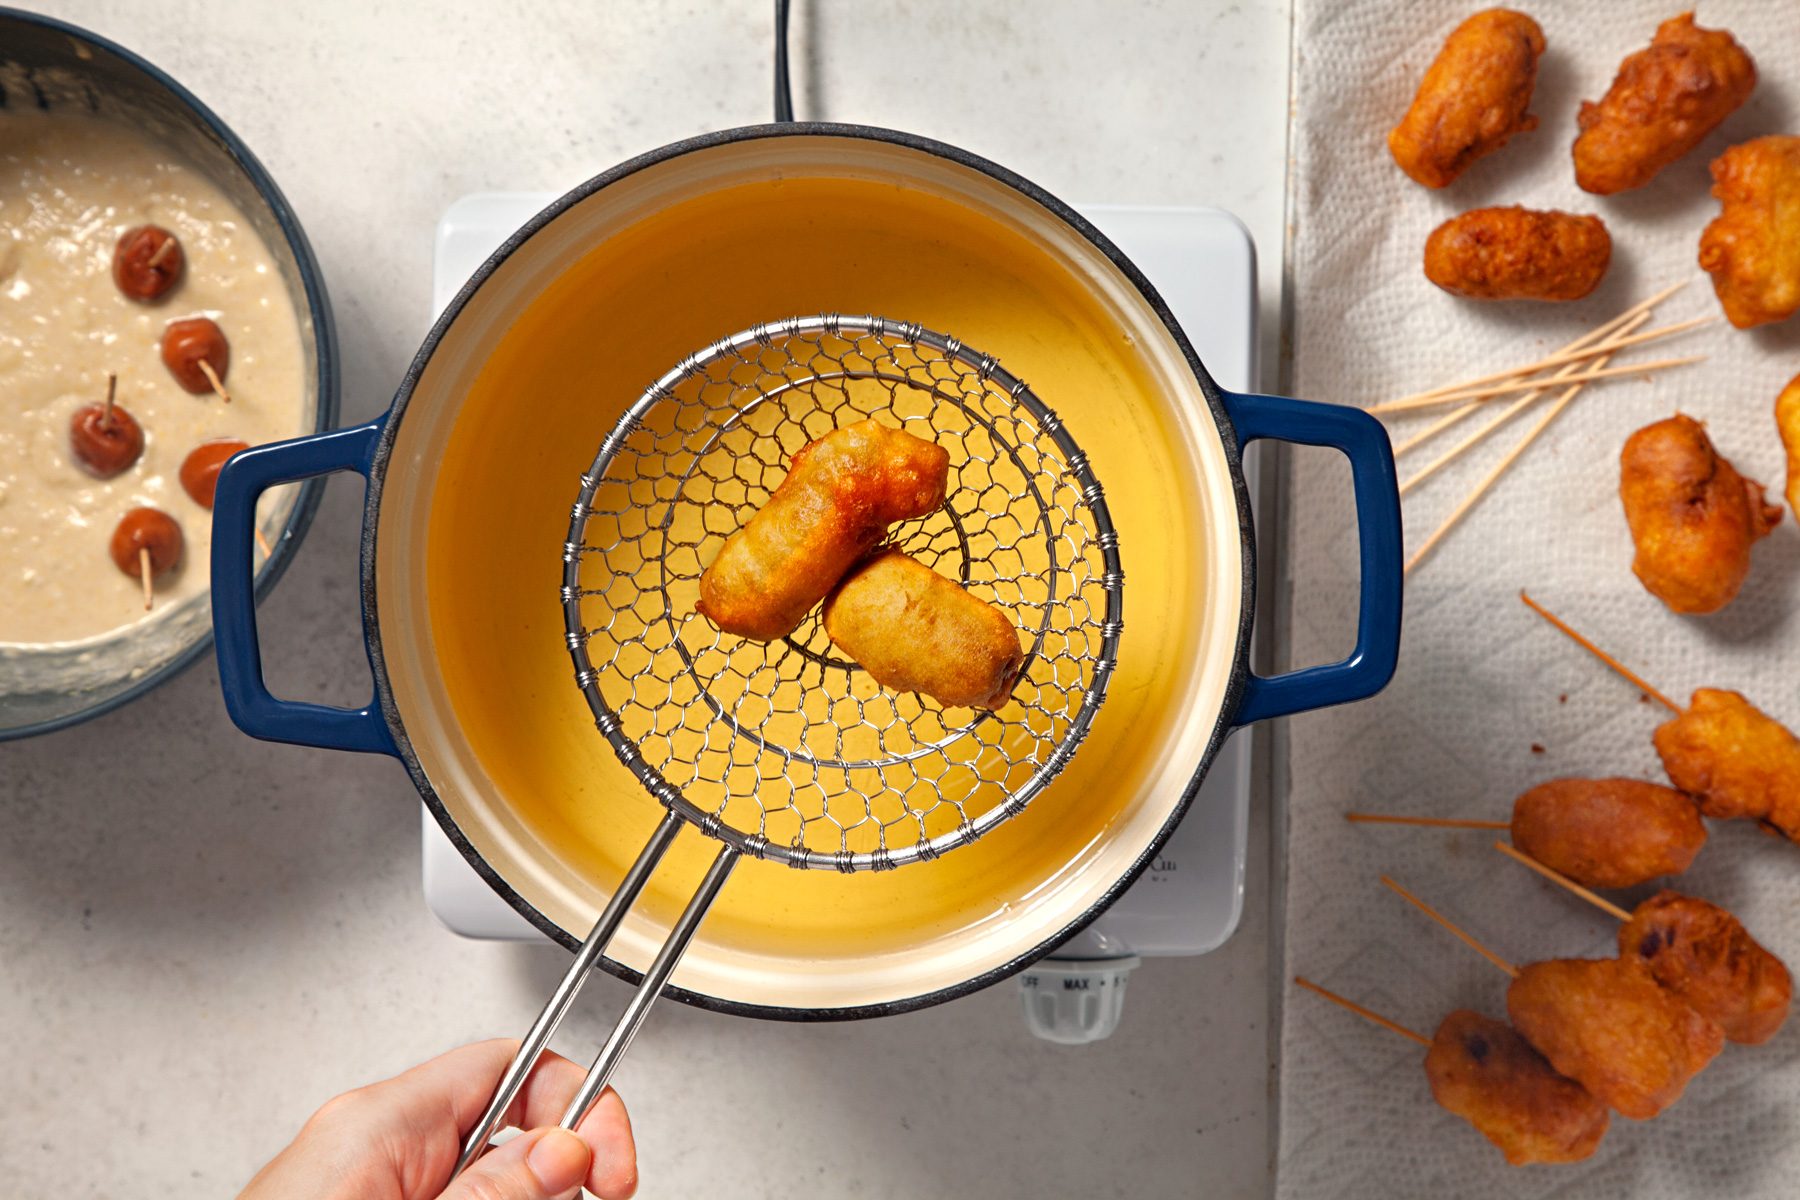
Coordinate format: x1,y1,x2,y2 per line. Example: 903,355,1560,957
823,548,1025,710
1620,415,1780,614
1511,778,1705,889
1621,891,1792,1045
697,420,948,641
1425,1010,1610,1165
1388,8,1546,189
1506,957,1723,1120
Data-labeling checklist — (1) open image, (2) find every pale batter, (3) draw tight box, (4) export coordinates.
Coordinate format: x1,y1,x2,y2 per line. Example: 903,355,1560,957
0,112,305,649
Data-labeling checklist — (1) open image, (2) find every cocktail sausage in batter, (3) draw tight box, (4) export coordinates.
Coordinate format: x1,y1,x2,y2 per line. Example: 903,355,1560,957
823,549,1025,710
1620,415,1779,614
1388,8,1546,189
1654,687,1800,839
1620,891,1791,1045
1424,1010,1610,1166
1573,13,1756,195
1506,957,1722,1120
1511,778,1705,889
697,419,948,641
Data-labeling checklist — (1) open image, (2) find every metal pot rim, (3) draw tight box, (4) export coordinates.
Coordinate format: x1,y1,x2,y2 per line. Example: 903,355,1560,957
359,121,1260,1021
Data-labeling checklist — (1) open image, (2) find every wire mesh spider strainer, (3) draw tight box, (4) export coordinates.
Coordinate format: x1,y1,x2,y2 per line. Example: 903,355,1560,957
457,314,1122,1172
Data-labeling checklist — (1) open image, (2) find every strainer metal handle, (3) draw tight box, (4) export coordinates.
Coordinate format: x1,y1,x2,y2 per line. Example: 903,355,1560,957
452,811,682,1174
456,313,1121,1174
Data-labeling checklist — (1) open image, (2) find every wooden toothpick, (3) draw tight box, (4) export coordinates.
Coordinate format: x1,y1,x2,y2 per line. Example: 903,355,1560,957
1404,344,1622,576
1384,282,1688,415
1345,813,1509,830
1372,353,1705,417
1380,874,1520,978
1398,311,1653,497
1518,591,1680,713
1294,976,1431,1046
198,359,232,403
1493,841,1632,922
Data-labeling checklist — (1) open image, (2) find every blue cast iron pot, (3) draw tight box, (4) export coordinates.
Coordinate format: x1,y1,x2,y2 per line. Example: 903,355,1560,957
208,124,1402,1019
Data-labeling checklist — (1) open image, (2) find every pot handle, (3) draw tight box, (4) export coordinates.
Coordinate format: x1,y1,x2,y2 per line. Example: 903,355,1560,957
211,417,398,756
1222,391,1402,725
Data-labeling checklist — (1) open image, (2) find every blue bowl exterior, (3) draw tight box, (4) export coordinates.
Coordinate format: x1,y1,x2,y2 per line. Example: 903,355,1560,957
0,7,340,740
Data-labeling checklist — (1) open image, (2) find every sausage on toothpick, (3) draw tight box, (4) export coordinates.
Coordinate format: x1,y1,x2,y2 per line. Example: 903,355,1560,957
1345,775,1706,890
1293,977,1608,1166
1495,842,1793,1046
69,373,144,479
109,508,182,610
179,439,250,509
1521,591,1800,844
112,225,184,301
161,317,232,402
1381,875,1723,1121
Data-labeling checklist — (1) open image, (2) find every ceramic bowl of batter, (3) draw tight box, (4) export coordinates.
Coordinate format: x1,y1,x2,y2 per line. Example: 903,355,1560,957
0,8,338,740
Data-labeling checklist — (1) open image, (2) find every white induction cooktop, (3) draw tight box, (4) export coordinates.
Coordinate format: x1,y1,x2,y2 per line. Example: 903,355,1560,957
421,195,1260,992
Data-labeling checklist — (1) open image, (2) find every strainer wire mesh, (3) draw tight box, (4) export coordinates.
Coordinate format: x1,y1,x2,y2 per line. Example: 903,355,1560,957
561,314,1123,871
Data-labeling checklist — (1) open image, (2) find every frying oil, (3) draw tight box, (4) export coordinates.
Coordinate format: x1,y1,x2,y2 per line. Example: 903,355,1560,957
426,174,1211,960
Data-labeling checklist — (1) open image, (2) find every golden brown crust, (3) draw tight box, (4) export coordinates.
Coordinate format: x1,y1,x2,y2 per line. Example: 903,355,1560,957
1619,415,1780,614
1573,12,1757,195
1620,891,1792,1045
1389,9,1545,189
1511,778,1705,889
1506,957,1723,1120
697,420,949,642
1425,1011,1610,1165
1423,207,1612,302
822,549,1025,710
1777,371,1800,523
1699,136,1800,329
1654,688,1800,839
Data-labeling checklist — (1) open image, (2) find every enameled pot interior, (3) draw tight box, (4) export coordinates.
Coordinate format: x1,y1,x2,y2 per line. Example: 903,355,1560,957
375,132,1246,1013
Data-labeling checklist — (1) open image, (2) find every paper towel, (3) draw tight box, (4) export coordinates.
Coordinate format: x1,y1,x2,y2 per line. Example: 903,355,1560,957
1279,3,1800,1197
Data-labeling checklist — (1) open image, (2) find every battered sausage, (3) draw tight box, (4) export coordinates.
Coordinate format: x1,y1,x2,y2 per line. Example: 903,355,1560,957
1506,957,1723,1120
1424,1011,1609,1166
1655,688,1800,839
161,317,230,396
822,549,1025,710
109,507,183,578
112,225,183,301
1573,13,1757,195
1511,778,1704,889
1699,136,1800,329
1620,891,1792,1045
1388,8,1546,189
69,401,144,479
1620,415,1780,614
179,439,250,509
1777,371,1800,524
697,419,949,641
1424,207,1611,301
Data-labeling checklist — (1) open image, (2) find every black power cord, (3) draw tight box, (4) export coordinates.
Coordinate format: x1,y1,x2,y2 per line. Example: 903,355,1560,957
774,0,795,122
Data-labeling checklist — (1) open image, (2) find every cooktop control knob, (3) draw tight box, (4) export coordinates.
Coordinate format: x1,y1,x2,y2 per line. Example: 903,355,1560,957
1018,956,1141,1045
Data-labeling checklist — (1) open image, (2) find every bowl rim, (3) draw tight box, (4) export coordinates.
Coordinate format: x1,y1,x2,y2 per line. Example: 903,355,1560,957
0,5,341,741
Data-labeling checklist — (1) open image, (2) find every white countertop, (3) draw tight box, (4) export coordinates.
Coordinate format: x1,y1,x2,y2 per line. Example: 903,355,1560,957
0,3,1294,1196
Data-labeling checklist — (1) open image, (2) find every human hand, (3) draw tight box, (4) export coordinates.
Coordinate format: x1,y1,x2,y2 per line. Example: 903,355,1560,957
238,1039,636,1200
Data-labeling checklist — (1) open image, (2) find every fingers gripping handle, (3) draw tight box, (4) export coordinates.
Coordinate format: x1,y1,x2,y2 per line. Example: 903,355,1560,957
1223,392,1403,725
210,418,396,755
